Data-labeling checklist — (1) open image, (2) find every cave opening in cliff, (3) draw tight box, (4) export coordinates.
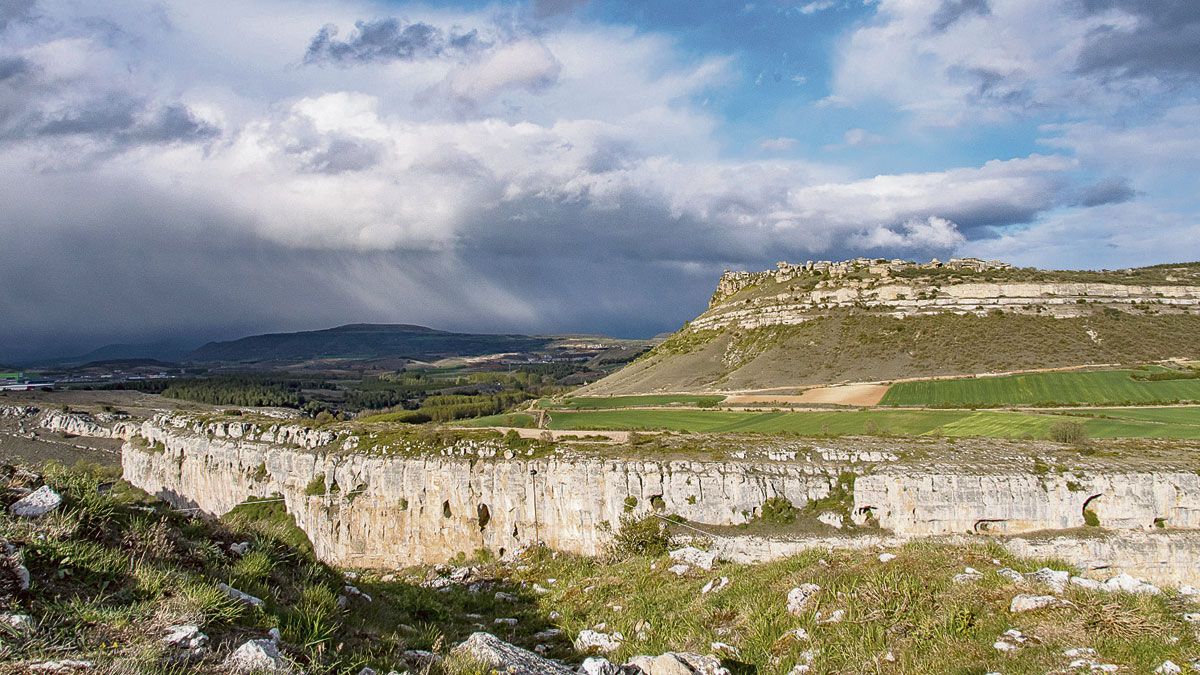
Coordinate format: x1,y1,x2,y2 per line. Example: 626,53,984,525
477,503,491,531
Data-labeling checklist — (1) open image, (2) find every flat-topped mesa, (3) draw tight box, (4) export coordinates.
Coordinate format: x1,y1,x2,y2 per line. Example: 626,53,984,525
711,257,1012,306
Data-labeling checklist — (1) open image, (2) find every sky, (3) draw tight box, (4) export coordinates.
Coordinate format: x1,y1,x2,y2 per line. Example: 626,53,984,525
1,0,1198,360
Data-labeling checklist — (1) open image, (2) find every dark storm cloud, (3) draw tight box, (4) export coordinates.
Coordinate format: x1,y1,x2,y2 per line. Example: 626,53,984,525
929,0,990,32
303,18,485,66
0,0,36,31
8,94,218,147
1076,177,1136,207
0,56,28,81
1076,0,1200,80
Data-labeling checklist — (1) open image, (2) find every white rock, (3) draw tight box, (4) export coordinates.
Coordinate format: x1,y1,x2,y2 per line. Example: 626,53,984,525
402,650,441,667
580,657,622,675
710,642,740,657
1009,594,1072,613
817,512,844,529
534,628,564,641
993,628,1029,652
1026,567,1069,592
953,568,983,584
10,485,62,518
669,547,716,571
456,632,573,675
877,553,896,563
1064,648,1098,658
28,660,92,672
701,577,729,594
1102,572,1161,595
224,639,291,673
2,613,33,634
163,624,208,650
575,629,624,654
495,591,519,602
787,584,821,616
229,541,251,555
358,669,377,675
344,585,373,602
1156,661,1183,674
782,628,809,642
997,567,1024,583
217,583,264,608
1183,613,1200,623
668,564,691,576
817,609,845,624
269,627,282,643
495,618,519,627
1070,576,1103,590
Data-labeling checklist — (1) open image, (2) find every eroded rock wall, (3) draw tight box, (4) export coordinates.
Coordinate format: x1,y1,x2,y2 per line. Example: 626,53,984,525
853,472,1200,535
122,422,839,566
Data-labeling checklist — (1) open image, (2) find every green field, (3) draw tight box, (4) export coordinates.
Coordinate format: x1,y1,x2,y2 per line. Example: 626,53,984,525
881,368,1200,407
546,394,725,409
536,407,1200,439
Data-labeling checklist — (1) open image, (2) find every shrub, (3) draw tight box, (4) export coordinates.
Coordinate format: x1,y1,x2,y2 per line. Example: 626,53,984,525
1083,508,1101,527
304,476,327,497
610,514,673,558
1048,421,1087,444
758,496,797,525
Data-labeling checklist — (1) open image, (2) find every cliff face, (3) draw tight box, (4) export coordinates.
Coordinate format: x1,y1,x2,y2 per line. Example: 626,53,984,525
695,281,1200,332
853,472,1200,535
122,417,841,566
114,414,1200,586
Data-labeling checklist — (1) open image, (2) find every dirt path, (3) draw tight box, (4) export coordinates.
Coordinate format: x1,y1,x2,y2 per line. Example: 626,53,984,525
725,384,891,407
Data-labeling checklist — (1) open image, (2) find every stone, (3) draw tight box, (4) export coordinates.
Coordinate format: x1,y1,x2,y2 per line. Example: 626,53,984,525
402,650,441,667
952,568,983,584
626,653,729,675
1102,572,1160,595
2,613,33,634
269,627,282,643
224,639,291,673
495,618,519,627
668,564,691,576
534,628,564,641
817,609,845,624
455,631,573,675
992,628,1030,652
817,512,844,529
163,624,208,650
359,669,378,675
230,541,251,555
580,657,622,675
787,584,821,616
27,661,93,672
710,642,739,658
1026,567,1069,592
1070,576,1102,590
1183,613,1200,623
997,567,1024,583
575,629,624,654
1156,661,1183,674
1009,594,1072,613
496,591,519,602
218,582,264,608
10,485,62,518
701,577,729,594
877,553,896,563
344,585,373,602
669,547,716,570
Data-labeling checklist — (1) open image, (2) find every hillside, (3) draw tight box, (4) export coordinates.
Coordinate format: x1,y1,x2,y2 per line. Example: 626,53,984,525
584,258,1200,394
187,323,553,363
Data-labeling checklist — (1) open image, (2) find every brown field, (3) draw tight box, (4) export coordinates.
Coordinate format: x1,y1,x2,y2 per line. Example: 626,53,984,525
726,383,890,407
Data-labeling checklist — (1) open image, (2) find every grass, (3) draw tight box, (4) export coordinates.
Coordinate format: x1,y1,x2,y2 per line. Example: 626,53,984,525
882,368,1200,407
539,408,1200,439
546,395,725,410
4,463,1199,673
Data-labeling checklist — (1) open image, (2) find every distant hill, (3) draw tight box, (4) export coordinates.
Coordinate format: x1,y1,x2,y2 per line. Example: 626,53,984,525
36,340,195,366
186,323,554,363
583,258,1200,394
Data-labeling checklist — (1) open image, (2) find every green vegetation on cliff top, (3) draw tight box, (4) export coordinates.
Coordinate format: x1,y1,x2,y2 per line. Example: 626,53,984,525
882,367,1200,407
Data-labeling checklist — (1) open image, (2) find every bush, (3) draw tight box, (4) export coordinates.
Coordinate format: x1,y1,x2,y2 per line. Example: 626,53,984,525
1083,508,1101,527
304,476,327,496
610,514,673,558
758,497,797,525
1048,421,1087,444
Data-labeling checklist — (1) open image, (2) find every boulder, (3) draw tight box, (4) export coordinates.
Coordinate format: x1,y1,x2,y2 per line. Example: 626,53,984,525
455,631,573,675
217,582,264,608
10,485,62,518
224,639,291,673
1009,594,1072,613
575,629,624,654
580,657,622,675
163,624,209,651
1101,572,1160,595
668,547,716,571
1025,568,1069,592
786,584,821,616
